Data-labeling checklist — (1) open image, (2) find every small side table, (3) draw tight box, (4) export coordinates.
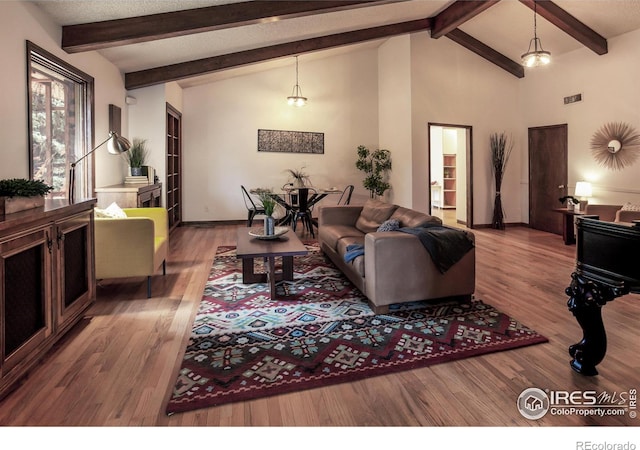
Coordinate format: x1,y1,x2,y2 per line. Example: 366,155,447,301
552,208,584,245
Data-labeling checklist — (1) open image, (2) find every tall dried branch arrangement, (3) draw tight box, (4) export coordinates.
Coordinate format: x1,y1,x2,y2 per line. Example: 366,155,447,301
590,122,640,171
490,132,513,230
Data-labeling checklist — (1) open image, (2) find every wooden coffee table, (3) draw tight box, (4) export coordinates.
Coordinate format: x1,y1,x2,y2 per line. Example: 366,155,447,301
236,227,308,299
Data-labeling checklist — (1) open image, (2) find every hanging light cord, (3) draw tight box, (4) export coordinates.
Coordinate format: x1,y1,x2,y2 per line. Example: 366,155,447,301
533,2,539,45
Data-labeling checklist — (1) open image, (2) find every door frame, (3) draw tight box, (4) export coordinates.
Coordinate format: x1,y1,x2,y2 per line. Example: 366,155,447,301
427,122,474,229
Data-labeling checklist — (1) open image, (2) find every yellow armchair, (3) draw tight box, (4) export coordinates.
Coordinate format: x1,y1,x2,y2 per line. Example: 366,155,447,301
94,207,168,297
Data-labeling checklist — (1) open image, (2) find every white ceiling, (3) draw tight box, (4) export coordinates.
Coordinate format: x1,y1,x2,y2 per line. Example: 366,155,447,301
30,0,640,88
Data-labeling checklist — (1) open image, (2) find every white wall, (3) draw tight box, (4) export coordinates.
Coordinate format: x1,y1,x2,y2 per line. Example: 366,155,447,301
519,27,640,211
409,31,522,225
182,49,379,221
378,35,412,206
126,84,177,200
5,3,640,226
0,2,127,188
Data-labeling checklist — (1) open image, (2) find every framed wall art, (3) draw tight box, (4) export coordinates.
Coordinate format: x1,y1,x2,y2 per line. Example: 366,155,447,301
257,129,324,154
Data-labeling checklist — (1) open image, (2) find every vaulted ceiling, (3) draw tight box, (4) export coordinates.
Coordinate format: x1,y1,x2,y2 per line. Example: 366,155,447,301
31,0,640,90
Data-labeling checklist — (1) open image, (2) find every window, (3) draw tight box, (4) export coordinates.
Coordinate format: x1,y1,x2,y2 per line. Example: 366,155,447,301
27,41,94,200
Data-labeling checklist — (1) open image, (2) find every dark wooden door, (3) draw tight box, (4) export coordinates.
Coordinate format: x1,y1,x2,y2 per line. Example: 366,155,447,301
529,124,568,235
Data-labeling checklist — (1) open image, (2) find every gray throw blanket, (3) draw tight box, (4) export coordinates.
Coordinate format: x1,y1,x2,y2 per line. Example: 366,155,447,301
399,224,474,273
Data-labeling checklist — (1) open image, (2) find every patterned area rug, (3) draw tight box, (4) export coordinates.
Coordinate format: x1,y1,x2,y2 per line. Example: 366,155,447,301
166,242,548,414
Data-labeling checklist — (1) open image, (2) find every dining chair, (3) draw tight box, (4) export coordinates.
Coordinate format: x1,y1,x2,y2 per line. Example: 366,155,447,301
241,185,265,227
291,187,317,237
338,185,355,205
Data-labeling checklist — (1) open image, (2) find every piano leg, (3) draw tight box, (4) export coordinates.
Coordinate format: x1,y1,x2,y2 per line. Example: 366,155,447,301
565,272,622,376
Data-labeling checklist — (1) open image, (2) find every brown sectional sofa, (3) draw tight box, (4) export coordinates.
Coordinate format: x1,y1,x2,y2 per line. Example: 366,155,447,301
317,199,476,314
584,204,640,224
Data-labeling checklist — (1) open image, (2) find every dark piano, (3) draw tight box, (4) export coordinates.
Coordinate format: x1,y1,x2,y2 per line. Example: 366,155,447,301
565,217,640,375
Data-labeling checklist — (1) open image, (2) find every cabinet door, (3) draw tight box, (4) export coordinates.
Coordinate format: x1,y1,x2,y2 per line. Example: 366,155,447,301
55,211,95,331
0,226,54,375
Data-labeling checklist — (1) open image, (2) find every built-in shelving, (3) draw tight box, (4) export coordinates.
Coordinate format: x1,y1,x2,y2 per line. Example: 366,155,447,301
442,154,456,209
166,103,182,230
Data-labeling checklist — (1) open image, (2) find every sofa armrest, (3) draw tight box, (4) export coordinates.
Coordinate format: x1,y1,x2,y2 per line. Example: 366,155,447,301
94,217,156,279
123,207,169,240
364,232,430,304
318,205,363,228
364,229,475,307
616,209,640,223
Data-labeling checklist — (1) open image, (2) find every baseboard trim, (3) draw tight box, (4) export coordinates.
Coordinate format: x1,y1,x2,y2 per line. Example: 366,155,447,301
181,220,246,227
473,222,529,229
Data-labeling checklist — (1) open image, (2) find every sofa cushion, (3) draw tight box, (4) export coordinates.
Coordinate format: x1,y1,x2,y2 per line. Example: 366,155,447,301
337,236,365,277
391,206,442,228
377,219,400,232
95,202,127,218
621,202,640,212
320,224,365,251
355,199,398,233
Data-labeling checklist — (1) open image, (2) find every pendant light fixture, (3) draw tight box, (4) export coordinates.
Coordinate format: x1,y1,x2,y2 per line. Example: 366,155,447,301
287,56,307,107
521,1,551,68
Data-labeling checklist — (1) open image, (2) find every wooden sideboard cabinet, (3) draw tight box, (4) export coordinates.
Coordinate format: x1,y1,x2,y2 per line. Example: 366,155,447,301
94,183,162,209
0,199,95,399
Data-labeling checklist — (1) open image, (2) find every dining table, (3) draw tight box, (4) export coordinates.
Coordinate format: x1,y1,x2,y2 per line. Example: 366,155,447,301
250,186,342,229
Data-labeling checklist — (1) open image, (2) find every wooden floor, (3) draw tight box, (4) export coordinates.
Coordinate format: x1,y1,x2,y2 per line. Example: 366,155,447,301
0,222,638,428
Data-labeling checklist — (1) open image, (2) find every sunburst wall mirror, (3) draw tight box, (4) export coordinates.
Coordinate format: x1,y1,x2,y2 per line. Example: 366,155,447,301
590,122,640,170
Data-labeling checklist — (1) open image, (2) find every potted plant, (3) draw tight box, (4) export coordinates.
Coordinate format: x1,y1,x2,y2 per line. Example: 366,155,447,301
258,190,277,235
285,167,311,188
355,145,392,198
124,138,148,176
0,178,53,214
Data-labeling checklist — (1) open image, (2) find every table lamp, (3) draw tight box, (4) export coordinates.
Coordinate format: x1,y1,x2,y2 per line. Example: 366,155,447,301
68,131,131,203
574,181,592,212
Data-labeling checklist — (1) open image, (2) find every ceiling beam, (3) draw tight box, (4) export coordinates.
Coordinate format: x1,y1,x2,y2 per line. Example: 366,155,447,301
125,18,431,90
62,0,401,53
430,0,500,39
446,29,524,78
519,0,607,55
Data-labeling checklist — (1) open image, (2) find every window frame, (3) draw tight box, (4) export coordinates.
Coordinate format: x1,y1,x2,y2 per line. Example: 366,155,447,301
26,40,95,200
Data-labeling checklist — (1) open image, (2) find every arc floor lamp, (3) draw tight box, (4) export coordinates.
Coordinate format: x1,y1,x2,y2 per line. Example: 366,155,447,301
68,131,131,203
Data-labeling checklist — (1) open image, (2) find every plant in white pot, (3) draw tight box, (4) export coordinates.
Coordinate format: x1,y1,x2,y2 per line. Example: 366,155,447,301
124,138,148,176
0,178,53,214
286,167,311,188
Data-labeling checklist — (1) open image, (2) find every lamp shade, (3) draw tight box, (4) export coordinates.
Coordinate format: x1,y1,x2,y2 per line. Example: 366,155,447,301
106,132,131,154
574,181,592,198
521,2,551,68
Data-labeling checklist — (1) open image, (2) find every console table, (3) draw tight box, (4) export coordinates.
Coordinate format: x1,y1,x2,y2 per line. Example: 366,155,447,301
552,208,585,245
95,183,161,208
565,217,640,375
0,199,95,399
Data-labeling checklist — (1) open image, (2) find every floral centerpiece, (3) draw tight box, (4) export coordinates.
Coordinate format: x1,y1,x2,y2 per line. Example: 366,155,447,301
286,167,311,188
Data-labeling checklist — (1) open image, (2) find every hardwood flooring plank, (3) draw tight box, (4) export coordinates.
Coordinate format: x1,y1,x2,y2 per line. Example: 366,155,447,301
0,223,638,429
